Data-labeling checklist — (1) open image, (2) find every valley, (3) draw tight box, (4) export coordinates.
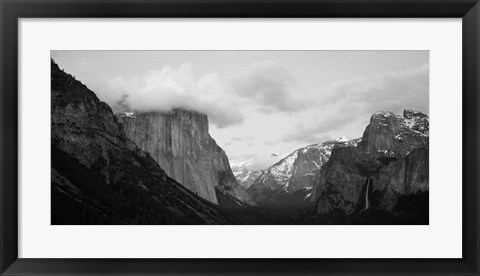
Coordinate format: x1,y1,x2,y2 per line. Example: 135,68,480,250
51,59,429,225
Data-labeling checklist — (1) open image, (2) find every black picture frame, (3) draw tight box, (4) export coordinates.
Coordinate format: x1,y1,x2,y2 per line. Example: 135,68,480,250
1,0,479,275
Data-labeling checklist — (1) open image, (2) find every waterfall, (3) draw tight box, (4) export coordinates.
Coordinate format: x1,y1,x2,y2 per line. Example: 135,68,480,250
365,178,370,210
362,177,371,211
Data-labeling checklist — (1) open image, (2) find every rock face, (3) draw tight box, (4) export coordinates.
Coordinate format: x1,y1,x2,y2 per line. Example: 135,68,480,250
248,137,358,205
361,110,428,156
119,111,254,206
375,145,429,210
51,60,232,224
314,110,429,215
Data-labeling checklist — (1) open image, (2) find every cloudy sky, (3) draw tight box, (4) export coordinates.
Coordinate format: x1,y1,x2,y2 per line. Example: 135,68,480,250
51,51,429,170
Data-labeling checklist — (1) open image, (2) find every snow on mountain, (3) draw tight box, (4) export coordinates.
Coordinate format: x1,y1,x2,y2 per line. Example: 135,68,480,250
372,109,429,137
400,109,429,136
314,109,429,216
230,159,263,189
230,159,256,171
333,136,350,143
268,151,298,185
361,109,429,157
248,137,360,203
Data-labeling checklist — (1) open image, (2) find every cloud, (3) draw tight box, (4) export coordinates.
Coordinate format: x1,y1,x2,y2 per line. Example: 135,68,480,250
92,60,311,128
96,64,244,128
81,58,428,151
282,126,333,144
229,60,308,113
318,64,429,113
270,152,282,157
282,64,429,144
230,135,254,142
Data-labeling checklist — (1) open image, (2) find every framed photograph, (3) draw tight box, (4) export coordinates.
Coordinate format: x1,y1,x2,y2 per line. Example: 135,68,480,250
1,0,479,275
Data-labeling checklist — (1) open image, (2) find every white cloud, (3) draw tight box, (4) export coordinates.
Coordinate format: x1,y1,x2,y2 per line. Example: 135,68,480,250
318,64,429,113
282,64,429,144
94,60,313,129
229,60,308,113
80,59,428,150
52,51,429,171
96,63,244,129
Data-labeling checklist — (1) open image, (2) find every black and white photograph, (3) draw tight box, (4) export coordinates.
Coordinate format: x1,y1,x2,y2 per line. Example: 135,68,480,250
51,50,429,225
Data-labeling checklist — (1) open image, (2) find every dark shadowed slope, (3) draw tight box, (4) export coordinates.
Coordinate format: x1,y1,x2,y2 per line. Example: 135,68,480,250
51,60,232,225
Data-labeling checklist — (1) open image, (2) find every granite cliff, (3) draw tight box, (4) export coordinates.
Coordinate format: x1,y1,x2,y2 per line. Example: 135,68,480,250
51,60,232,224
314,110,429,218
119,111,254,206
50,57,429,225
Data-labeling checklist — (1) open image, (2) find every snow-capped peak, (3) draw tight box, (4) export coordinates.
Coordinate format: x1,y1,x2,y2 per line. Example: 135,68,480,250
401,109,429,136
230,159,256,171
261,137,354,190
230,159,263,189
373,110,394,117
269,151,298,178
334,136,351,143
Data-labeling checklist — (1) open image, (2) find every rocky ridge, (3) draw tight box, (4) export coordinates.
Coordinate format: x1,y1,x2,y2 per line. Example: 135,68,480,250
51,60,232,224
314,110,429,216
248,137,359,205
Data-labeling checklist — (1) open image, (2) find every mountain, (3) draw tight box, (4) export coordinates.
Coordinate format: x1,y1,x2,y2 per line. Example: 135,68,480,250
119,111,255,207
314,110,429,221
248,137,359,205
51,60,232,225
230,159,263,189
361,110,428,156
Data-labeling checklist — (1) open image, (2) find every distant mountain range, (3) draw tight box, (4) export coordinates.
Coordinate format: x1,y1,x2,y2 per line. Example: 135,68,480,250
246,137,361,206
238,109,428,222
229,159,263,189
51,59,429,224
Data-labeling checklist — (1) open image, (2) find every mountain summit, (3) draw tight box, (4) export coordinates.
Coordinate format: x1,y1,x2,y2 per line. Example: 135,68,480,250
248,137,360,205
314,109,429,220
119,110,254,207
